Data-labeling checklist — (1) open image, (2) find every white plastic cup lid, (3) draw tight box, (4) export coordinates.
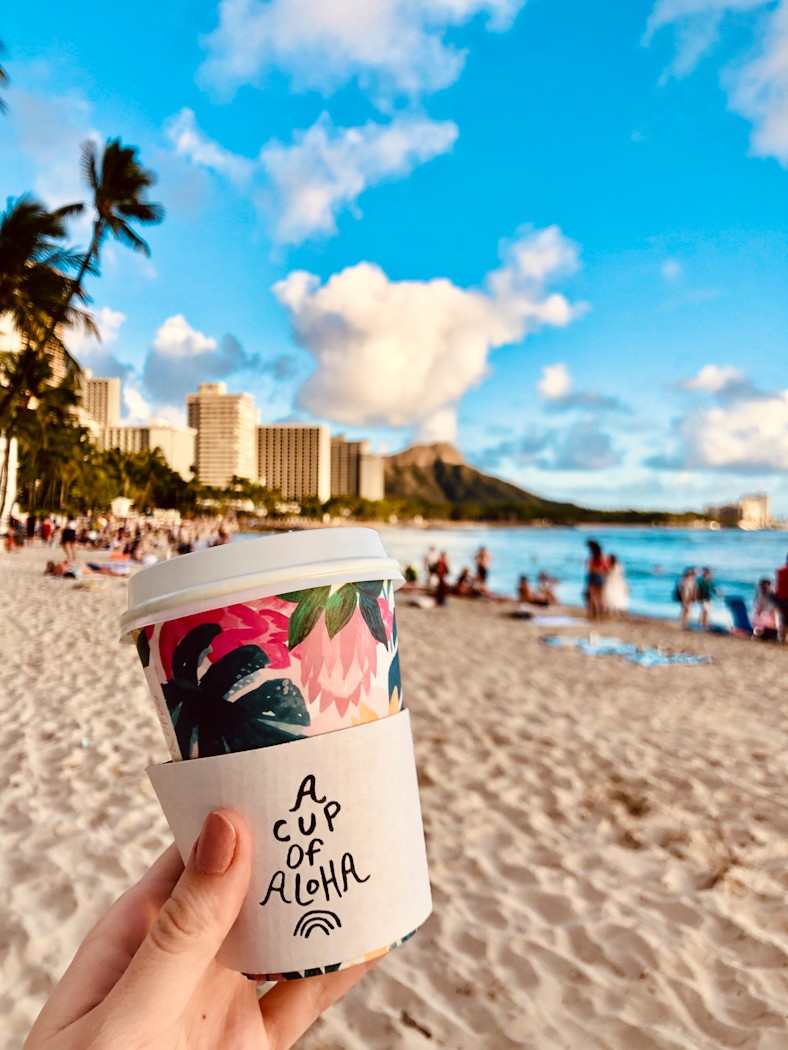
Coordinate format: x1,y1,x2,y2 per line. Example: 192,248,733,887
120,527,403,640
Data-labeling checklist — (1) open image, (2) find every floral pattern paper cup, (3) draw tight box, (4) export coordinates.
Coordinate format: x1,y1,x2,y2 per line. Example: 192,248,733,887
133,579,402,761
121,528,405,760
122,529,430,982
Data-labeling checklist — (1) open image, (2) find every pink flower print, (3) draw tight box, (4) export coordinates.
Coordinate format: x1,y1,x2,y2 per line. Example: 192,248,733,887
295,605,380,718
378,594,394,642
153,597,292,680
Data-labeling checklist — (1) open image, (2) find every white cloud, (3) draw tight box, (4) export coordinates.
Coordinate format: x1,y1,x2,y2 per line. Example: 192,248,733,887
65,307,126,358
538,363,571,400
683,392,788,469
260,113,458,243
661,258,683,280
728,1,788,163
141,315,261,405
152,315,217,359
166,108,458,244
645,0,788,165
273,225,585,441
679,363,746,392
123,385,152,425
644,0,768,78
198,0,527,104
165,108,256,187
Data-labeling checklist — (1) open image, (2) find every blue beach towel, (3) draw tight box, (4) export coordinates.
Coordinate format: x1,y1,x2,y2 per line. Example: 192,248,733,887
541,635,712,667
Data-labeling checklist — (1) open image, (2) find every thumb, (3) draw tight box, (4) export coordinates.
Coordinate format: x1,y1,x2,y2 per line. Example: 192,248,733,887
105,809,251,1031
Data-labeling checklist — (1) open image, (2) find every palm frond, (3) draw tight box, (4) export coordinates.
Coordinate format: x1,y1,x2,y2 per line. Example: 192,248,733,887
107,217,150,256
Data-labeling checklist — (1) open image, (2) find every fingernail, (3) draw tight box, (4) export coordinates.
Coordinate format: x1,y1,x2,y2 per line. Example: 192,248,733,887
195,811,237,875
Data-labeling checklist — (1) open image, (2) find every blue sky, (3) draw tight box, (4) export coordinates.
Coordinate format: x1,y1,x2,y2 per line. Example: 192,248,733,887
1,0,787,513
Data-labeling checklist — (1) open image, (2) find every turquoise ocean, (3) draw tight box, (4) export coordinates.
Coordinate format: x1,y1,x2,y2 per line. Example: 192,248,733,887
373,525,788,628
240,525,786,627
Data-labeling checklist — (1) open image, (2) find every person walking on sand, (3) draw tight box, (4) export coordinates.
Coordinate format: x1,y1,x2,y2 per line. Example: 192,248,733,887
604,554,629,617
584,540,608,620
61,518,77,562
674,567,697,628
695,567,717,629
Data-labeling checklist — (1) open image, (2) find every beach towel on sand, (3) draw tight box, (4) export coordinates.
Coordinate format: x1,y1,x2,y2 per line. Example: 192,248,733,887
541,635,712,667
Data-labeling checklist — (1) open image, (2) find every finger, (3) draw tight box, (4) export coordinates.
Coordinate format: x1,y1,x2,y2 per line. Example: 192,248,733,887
102,809,251,1033
261,956,381,1050
27,845,184,1039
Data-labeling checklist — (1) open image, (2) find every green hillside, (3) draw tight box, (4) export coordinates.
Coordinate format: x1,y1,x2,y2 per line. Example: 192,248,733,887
383,444,691,524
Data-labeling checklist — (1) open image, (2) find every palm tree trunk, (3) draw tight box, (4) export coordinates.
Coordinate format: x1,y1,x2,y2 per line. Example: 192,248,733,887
33,219,102,362
0,431,10,529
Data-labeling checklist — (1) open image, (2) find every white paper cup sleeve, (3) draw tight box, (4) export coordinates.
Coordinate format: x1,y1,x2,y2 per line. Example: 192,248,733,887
147,710,432,977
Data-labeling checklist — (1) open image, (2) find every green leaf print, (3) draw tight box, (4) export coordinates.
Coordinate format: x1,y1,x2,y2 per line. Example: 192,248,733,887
279,590,305,603
356,580,383,600
359,592,387,646
135,629,150,669
388,649,402,707
324,583,358,639
161,624,310,758
287,586,331,649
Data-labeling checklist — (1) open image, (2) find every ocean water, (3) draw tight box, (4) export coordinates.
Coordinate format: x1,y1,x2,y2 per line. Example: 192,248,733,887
373,525,788,627
238,524,787,626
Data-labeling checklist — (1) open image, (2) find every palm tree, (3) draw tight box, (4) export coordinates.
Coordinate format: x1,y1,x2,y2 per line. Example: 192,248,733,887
2,140,163,526
0,196,88,362
0,195,89,522
34,138,164,360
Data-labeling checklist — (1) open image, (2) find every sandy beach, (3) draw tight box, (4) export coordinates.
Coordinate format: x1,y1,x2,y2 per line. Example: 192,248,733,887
2,545,787,1050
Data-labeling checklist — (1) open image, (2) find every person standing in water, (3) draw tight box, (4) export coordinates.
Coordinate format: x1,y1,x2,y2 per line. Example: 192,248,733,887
584,540,608,620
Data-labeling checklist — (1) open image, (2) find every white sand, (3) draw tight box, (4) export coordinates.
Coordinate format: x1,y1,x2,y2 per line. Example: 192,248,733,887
2,546,788,1049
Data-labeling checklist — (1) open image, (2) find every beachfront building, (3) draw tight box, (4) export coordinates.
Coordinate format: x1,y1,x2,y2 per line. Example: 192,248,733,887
330,435,385,501
0,314,68,383
256,424,331,502
707,492,772,529
739,493,770,530
99,423,197,480
81,372,121,427
186,382,258,488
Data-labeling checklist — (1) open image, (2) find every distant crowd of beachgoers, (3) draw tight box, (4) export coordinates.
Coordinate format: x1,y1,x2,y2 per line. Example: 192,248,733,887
4,512,237,566
412,537,788,642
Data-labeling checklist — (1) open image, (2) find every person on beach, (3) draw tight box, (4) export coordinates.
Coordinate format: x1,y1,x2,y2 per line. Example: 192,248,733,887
61,519,77,562
25,810,377,1049
695,567,717,629
604,554,628,617
517,574,535,603
674,568,697,628
770,552,788,643
752,579,778,639
423,545,437,587
584,540,608,620
455,567,475,596
534,571,558,606
434,550,451,606
474,546,492,592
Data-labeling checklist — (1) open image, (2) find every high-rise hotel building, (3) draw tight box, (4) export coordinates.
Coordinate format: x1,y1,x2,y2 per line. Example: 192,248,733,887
99,423,197,480
256,424,331,502
330,436,385,501
187,382,258,488
81,372,121,427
